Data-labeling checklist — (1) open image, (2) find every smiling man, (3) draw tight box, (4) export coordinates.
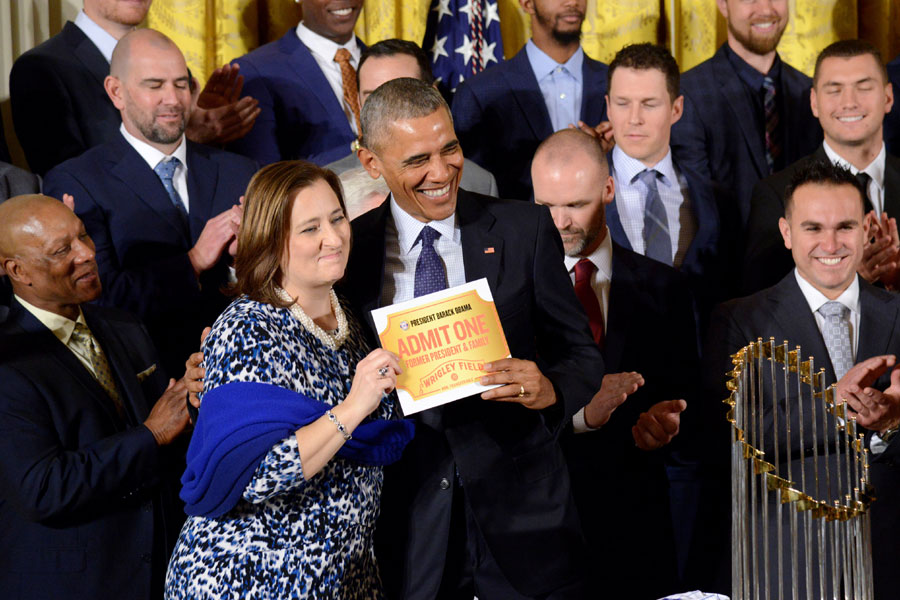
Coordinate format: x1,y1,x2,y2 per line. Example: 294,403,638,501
346,77,604,599
672,0,821,231
229,0,367,166
745,40,900,293
703,159,900,598
42,28,257,378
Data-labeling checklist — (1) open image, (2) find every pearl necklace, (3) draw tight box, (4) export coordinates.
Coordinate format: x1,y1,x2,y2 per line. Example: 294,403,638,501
276,287,349,351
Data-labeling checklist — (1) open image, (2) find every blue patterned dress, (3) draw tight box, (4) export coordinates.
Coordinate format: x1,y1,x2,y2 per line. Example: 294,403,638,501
165,295,391,599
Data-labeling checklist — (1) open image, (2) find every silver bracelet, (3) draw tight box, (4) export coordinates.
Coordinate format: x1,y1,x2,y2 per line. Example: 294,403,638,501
325,409,352,441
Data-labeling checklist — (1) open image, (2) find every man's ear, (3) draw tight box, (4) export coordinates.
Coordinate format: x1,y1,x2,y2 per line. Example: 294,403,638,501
779,217,792,250
357,146,382,180
104,75,125,110
2,257,31,287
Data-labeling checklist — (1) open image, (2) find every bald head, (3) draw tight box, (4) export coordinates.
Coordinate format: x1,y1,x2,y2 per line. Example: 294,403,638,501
0,195,101,319
532,129,609,176
110,29,184,78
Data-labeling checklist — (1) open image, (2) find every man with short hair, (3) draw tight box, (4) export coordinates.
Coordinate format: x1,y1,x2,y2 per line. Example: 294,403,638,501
347,77,604,599
532,128,692,599
605,43,730,324
704,160,900,597
0,194,192,599
229,0,367,166
9,0,259,175
452,0,608,200
43,29,258,378
745,40,900,293
326,38,498,197
672,0,821,230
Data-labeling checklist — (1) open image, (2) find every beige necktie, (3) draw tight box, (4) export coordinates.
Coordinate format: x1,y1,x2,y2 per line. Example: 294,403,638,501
334,48,362,135
70,322,125,419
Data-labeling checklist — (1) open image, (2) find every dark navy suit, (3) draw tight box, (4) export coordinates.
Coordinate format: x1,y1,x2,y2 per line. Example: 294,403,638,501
451,45,608,201
10,22,120,175
0,301,186,599
42,133,257,376
228,30,363,166
672,44,821,229
884,54,900,155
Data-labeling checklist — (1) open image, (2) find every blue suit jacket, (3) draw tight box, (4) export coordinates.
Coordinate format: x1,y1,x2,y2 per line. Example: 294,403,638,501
452,45,608,201
228,30,362,166
672,44,821,228
0,301,185,599
606,150,733,327
883,54,900,155
43,133,257,375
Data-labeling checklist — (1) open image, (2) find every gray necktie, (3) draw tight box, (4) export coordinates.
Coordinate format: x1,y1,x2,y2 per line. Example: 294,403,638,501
818,301,853,381
636,169,672,265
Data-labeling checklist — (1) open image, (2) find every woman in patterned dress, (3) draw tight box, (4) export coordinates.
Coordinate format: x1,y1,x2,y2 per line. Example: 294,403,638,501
165,161,410,599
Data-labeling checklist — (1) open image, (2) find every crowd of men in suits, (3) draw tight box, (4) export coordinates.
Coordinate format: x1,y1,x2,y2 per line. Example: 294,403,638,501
2,0,900,598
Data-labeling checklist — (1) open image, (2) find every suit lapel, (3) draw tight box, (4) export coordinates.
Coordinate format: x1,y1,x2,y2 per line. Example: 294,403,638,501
500,49,553,141
107,134,191,244
605,152,633,251
352,200,390,333
603,244,636,372
712,48,768,178
768,275,837,383
856,281,899,362
882,154,900,217
677,161,719,276
580,57,608,126
185,142,219,241
457,191,503,293
64,22,110,88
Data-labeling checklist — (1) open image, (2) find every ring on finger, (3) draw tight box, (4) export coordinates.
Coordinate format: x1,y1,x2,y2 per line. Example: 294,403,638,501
378,366,390,377
517,385,525,397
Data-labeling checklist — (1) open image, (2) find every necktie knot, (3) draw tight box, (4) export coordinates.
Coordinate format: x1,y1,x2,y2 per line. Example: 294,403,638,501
417,225,441,248
818,301,849,320
762,76,776,95
635,168,659,189
71,321,92,346
154,157,181,182
574,258,596,286
334,47,352,65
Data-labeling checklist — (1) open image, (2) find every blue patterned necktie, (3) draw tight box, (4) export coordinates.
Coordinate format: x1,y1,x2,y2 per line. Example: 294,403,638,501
154,157,187,215
636,169,672,266
818,301,853,381
414,226,448,297
763,76,780,173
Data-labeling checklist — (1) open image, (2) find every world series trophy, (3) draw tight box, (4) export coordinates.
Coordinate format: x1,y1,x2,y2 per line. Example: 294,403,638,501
726,338,874,600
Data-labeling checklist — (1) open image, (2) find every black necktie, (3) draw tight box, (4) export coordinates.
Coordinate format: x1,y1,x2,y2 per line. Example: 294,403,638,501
855,171,874,214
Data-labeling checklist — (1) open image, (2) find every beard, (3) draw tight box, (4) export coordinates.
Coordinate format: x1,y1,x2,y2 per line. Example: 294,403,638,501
128,107,186,145
561,226,600,257
534,3,584,46
727,19,786,55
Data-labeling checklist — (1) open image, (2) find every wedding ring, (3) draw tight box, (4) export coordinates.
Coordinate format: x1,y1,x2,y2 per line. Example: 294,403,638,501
378,366,390,377
517,385,525,397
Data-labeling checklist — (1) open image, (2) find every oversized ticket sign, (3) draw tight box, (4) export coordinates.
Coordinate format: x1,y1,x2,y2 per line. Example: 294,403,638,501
370,278,511,415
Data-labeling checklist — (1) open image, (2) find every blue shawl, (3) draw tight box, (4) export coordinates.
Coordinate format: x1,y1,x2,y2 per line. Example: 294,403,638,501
180,381,414,518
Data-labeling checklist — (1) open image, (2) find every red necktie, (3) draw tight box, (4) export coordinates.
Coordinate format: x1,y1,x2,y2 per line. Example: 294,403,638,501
574,259,605,348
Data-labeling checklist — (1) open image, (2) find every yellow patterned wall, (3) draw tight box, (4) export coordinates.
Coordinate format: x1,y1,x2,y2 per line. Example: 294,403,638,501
147,0,900,85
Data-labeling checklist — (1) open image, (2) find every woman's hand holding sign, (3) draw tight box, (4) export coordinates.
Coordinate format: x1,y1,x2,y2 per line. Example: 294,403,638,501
480,358,557,409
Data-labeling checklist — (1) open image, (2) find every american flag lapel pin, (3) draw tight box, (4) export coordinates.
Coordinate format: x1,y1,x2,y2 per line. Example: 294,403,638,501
484,247,495,254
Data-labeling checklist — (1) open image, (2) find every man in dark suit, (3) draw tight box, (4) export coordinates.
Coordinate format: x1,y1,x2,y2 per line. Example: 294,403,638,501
745,40,900,293
9,0,259,175
348,78,603,599
326,39,499,197
703,160,900,597
0,160,41,322
43,29,257,378
882,53,900,154
604,43,731,326
672,0,821,230
0,194,191,599
228,0,365,166
532,128,693,599
451,0,608,200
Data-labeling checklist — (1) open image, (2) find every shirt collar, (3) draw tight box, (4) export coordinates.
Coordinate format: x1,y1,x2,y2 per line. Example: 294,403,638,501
14,294,87,345
723,43,782,90
296,22,360,63
388,194,459,255
119,123,188,172
564,227,613,281
74,9,120,63
822,140,886,189
525,39,584,82
794,269,861,316
612,145,678,188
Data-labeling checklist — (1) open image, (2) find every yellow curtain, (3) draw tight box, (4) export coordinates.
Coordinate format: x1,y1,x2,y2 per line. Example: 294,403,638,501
147,0,900,86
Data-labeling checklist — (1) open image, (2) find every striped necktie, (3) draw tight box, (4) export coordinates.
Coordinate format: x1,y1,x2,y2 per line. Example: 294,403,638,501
763,76,781,173
636,169,672,266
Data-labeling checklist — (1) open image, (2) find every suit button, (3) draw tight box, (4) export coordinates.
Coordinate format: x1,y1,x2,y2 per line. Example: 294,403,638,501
439,477,451,490
141,553,152,563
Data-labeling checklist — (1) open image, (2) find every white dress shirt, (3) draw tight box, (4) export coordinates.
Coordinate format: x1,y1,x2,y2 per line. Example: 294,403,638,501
525,40,583,133
120,124,190,212
74,10,119,63
569,232,613,434
823,141,886,215
381,195,467,306
296,22,361,135
610,145,696,267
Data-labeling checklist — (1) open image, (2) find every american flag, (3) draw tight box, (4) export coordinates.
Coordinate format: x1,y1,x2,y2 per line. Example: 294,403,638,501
423,0,504,95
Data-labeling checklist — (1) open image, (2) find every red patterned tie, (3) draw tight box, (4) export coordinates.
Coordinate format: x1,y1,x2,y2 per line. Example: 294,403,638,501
574,259,605,348
334,48,362,135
